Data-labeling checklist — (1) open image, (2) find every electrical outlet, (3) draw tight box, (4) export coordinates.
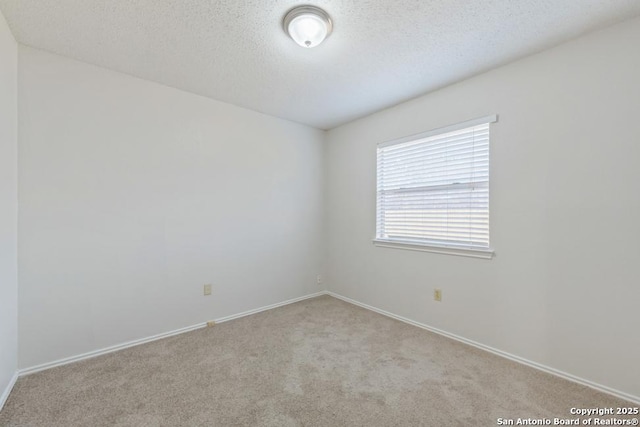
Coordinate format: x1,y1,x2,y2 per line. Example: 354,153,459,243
317,275,323,285
204,284,212,296
434,289,442,302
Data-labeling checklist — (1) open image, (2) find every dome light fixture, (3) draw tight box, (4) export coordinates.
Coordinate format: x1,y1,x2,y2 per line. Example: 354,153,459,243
283,5,333,48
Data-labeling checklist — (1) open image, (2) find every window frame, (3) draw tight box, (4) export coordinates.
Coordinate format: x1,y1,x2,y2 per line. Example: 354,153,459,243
373,115,498,259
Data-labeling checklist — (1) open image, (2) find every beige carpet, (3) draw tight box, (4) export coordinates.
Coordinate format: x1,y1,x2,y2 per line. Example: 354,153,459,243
0,295,632,426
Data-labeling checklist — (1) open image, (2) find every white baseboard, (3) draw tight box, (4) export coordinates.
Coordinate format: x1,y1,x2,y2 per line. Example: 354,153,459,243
19,291,326,377
19,289,634,405
19,322,208,376
214,291,326,324
0,371,19,411
326,291,640,405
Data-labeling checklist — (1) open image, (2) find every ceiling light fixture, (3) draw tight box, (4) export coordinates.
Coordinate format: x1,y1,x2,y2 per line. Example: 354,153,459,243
283,5,333,48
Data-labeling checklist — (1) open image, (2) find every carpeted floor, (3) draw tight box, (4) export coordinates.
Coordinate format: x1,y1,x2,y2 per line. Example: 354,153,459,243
0,295,632,426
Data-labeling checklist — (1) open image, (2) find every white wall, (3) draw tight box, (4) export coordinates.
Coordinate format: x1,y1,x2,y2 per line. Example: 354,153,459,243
18,46,324,368
324,17,640,400
0,8,18,406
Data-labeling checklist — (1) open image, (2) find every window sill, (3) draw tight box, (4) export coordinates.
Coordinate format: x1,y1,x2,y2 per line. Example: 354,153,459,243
372,239,494,259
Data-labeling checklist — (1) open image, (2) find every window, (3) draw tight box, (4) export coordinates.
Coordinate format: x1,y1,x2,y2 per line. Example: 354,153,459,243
374,115,497,258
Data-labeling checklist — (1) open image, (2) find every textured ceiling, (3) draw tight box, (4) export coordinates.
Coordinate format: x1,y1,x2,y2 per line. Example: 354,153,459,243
1,1,640,129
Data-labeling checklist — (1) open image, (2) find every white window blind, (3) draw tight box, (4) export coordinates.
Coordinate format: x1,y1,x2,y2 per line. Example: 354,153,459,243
375,116,496,254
